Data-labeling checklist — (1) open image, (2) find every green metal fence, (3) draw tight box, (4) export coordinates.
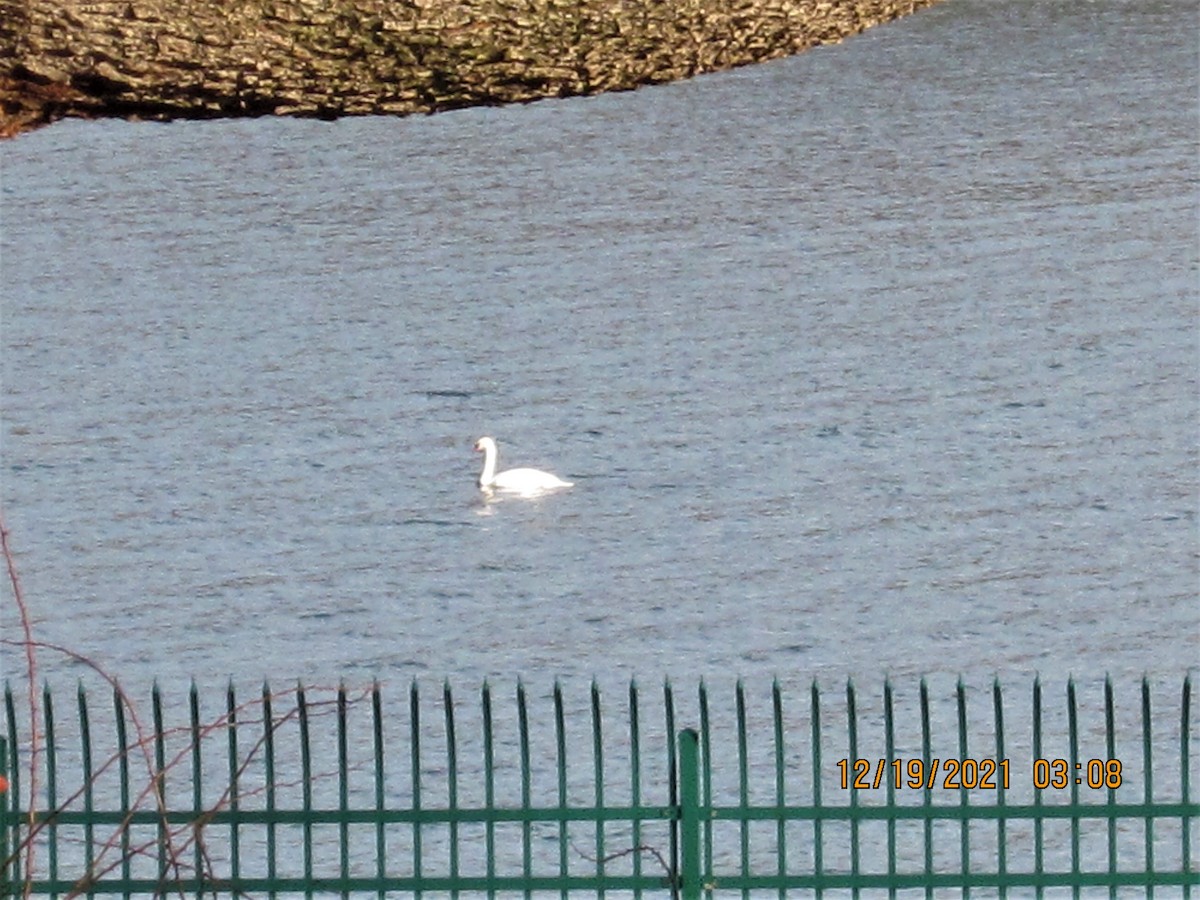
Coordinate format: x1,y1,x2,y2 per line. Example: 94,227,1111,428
1,675,1196,897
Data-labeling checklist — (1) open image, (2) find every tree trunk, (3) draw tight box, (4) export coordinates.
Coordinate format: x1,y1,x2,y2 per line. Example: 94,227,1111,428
0,0,943,139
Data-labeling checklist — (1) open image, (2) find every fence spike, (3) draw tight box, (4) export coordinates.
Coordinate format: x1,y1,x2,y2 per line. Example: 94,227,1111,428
3,681,17,861
554,678,568,899
773,677,786,893
0,730,10,889
338,679,350,899
1105,674,1118,894
482,678,496,885
884,677,896,887
517,679,532,898
1032,675,1044,889
1142,675,1155,895
76,681,95,880
150,680,168,884
664,677,678,896
297,681,315,891
992,677,1007,892
698,677,712,883
1067,676,1081,882
846,678,862,887
444,678,459,898
112,681,132,884
591,678,605,892
809,679,823,897
1182,674,1193,898
628,677,643,897
372,679,385,900
189,677,204,886
956,676,971,894
226,680,240,891
409,678,423,896
736,678,750,885
920,676,932,897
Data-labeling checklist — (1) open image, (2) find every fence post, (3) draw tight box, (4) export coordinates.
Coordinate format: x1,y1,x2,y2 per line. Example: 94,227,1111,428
0,737,8,899
678,728,702,900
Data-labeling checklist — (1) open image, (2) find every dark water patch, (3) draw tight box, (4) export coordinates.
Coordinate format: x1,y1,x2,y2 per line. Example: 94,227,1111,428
421,389,475,399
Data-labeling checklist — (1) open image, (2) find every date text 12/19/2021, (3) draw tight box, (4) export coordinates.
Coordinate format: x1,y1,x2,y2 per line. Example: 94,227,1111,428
837,758,1125,791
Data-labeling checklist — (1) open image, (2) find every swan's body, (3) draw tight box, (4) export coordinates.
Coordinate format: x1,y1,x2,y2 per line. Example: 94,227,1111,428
474,436,573,495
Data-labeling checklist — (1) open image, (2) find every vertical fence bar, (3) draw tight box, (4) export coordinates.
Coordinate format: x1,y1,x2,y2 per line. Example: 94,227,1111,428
517,681,532,900
883,678,896,898
482,681,496,890
992,679,1007,898
1066,678,1080,900
190,682,203,898
112,686,133,897
698,679,712,900
629,679,642,900
226,683,240,894
592,680,606,894
3,685,21,893
678,728,701,900
1182,674,1193,900
736,679,749,898
298,684,314,900
956,678,970,898
1032,678,1044,900
920,678,932,900
262,683,277,900
77,682,95,898
444,681,459,900
338,683,350,900
0,735,8,896
846,679,860,899
810,680,823,899
410,681,422,900
1104,676,1116,900
554,681,568,900
772,679,786,898
43,684,57,897
664,680,678,899
1141,678,1154,897
152,683,168,890
372,682,385,900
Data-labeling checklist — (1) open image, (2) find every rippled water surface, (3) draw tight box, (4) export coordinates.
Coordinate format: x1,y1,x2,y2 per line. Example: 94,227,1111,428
1,0,1197,696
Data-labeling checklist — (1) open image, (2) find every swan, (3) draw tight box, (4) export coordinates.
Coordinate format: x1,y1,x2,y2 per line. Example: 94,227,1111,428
474,436,573,494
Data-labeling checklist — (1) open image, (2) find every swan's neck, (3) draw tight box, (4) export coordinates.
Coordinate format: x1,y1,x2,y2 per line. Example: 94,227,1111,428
478,443,497,487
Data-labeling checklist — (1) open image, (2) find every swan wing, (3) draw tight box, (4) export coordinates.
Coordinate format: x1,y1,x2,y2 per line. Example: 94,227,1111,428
492,467,573,492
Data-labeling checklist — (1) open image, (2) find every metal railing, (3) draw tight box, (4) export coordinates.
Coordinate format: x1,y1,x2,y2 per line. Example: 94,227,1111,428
1,675,1196,897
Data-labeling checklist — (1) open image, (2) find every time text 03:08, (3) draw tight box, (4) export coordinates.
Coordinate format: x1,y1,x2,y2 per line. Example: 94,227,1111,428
837,758,1124,791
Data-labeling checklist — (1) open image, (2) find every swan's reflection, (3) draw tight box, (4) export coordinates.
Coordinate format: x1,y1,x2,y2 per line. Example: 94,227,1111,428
473,483,570,515
475,488,498,515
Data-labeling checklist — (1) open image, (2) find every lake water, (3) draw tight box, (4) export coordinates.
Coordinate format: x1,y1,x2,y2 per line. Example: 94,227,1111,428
1,0,1197,706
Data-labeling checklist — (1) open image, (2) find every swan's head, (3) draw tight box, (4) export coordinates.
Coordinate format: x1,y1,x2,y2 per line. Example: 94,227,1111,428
474,436,496,454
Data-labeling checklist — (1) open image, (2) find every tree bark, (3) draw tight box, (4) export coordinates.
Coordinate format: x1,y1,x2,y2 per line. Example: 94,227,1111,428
0,0,943,139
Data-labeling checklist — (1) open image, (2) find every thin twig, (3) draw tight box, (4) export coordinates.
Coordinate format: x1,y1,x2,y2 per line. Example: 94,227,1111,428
569,839,678,897
0,510,39,897
0,644,373,898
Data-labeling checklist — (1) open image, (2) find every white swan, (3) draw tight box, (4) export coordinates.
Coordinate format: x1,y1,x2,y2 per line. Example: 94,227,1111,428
474,436,573,494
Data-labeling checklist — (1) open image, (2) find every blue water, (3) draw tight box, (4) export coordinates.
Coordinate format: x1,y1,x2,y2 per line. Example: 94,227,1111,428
1,0,1196,701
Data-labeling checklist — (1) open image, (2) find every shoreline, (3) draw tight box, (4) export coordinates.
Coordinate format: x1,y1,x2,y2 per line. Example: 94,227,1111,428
0,0,944,139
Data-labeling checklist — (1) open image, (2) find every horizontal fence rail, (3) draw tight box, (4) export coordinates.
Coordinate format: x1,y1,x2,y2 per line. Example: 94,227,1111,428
1,675,1196,897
